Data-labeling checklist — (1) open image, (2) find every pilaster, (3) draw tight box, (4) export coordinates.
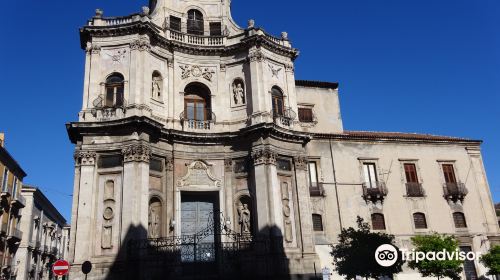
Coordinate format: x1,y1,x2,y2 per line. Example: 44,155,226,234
121,143,151,243
294,155,315,253
72,150,96,263
224,159,234,229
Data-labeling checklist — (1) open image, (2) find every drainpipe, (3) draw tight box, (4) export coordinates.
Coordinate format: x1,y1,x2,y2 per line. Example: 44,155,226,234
329,139,343,229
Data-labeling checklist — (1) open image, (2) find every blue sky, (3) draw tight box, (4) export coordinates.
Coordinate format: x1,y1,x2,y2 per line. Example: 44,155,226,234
0,0,498,221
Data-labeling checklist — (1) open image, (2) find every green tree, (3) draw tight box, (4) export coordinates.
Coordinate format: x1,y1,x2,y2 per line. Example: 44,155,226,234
408,234,463,280
480,245,500,276
330,217,403,280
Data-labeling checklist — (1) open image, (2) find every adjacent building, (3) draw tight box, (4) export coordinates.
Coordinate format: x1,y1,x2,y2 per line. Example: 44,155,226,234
15,185,69,280
496,203,500,227
66,1,500,279
0,133,27,278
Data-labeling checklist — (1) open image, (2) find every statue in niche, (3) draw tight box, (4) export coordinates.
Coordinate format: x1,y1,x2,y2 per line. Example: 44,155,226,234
152,74,162,99
148,204,161,238
238,203,251,234
233,82,245,105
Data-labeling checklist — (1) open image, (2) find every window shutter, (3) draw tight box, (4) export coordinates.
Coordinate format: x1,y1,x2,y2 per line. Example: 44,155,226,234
312,214,323,231
371,214,386,230
442,164,457,183
453,212,467,228
404,163,419,183
413,213,427,229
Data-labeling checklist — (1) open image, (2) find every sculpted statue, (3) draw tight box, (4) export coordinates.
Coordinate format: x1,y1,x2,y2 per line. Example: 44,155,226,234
238,203,251,234
152,76,162,99
233,83,245,105
148,206,160,238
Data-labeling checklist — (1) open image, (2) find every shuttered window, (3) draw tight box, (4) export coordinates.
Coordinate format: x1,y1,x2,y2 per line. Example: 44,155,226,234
413,213,427,229
298,108,314,123
404,163,419,183
453,212,467,228
460,246,478,280
170,16,181,32
209,22,222,36
363,163,378,188
442,164,457,183
312,214,323,231
371,214,386,230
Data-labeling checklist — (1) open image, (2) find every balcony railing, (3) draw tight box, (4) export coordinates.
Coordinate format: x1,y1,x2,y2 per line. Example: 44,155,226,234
405,183,425,197
309,183,325,197
271,107,296,127
10,195,26,209
167,29,225,46
362,182,388,202
180,110,216,130
443,182,468,202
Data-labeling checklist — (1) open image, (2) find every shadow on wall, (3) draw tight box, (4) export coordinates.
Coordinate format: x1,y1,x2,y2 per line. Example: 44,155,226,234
95,224,314,280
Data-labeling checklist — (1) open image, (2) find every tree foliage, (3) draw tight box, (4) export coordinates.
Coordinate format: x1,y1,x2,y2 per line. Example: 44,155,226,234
408,234,463,280
480,245,500,276
330,216,403,279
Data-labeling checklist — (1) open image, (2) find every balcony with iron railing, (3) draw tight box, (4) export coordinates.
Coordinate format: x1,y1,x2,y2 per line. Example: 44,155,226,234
443,182,468,202
7,228,22,243
362,182,388,202
89,95,127,121
10,194,26,209
405,183,425,197
179,110,216,130
309,183,325,197
271,107,296,127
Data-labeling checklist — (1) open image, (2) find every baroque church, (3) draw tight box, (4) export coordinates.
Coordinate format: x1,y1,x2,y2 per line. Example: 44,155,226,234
66,0,500,279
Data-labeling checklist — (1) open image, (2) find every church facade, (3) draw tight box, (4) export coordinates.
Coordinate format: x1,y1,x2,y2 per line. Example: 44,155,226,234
66,0,500,279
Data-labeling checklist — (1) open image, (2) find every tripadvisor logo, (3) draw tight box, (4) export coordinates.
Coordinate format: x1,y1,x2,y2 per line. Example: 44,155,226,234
375,244,482,267
375,244,399,267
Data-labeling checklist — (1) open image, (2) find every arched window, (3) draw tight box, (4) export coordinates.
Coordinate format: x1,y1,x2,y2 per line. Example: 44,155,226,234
312,214,323,231
413,212,427,229
184,83,211,121
187,9,204,35
271,86,284,117
453,212,467,228
371,213,386,230
105,73,124,107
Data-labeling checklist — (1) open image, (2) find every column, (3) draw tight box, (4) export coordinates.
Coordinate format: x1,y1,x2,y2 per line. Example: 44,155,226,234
251,148,283,236
224,159,235,230
248,47,267,125
165,155,174,237
293,156,315,253
72,151,97,263
121,143,151,242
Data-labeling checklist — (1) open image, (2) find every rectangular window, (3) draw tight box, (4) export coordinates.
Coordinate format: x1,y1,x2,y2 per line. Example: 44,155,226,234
170,16,181,32
209,22,222,36
1,168,8,192
308,162,318,188
150,158,163,172
363,163,378,188
404,163,419,183
442,164,457,183
312,214,323,231
98,155,123,168
12,177,18,197
298,108,314,123
460,246,478,280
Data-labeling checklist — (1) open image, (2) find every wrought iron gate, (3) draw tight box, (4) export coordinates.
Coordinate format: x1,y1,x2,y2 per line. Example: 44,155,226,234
127,212,288,279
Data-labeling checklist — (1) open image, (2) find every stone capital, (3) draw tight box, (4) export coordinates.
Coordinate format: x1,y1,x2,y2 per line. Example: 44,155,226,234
252,149,277,166
294,156,308,171
122,143,151,163
166,157,174,171
130,39,151,52
74,151,97,166
224,159,233,172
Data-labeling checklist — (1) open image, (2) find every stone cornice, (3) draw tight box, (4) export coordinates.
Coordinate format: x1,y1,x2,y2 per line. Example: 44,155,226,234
80,21,299,60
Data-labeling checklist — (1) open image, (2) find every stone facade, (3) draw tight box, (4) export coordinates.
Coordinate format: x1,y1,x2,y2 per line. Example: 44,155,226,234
14,185,69,280
66,1,500,279
0,133,27,279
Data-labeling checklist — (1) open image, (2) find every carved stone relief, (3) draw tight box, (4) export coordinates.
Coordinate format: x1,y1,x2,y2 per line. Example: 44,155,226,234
281,182,293,243
102,179,115,250
268,63,282,78
179,64,216,82
177,161,221,188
